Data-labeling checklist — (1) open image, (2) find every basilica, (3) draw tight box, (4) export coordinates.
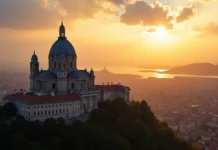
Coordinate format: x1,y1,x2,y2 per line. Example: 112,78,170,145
3,21,130,122
3,22,100,121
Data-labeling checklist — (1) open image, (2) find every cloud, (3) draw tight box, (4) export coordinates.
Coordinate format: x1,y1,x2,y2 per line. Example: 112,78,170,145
120,1,174,29
0,0,127,30
108,0,129,5
192,22,218,37
0,0,63,29
176,4,196,23
147,28,157,33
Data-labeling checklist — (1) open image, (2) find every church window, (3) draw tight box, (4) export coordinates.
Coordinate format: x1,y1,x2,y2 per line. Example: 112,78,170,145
71,83,75,89
52,83,56,90
61,32,64,37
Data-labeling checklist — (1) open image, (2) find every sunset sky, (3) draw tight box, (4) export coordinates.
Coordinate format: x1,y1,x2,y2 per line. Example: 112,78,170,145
0,0,218,72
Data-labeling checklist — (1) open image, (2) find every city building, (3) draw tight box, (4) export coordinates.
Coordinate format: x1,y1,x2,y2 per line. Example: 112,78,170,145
96,83,130,103
3,21,130,122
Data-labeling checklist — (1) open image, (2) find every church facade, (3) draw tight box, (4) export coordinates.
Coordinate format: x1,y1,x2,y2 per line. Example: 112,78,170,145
3,22,100,122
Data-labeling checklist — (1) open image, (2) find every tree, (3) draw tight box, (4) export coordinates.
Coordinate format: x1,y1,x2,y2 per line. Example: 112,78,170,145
2,102,17,117
11,133,28,150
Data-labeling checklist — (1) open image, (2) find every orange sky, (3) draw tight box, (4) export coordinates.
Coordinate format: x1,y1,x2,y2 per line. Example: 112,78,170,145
0,0,218,72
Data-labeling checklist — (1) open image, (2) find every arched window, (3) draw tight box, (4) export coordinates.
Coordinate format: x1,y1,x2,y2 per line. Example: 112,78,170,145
52,83,56,90
71,83,75,89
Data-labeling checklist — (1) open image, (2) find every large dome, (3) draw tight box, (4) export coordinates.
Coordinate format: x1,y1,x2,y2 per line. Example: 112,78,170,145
49,39,77,57
49,21,77,57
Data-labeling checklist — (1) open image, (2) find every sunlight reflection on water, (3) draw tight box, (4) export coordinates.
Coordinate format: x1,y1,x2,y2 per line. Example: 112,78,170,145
95,67,218,79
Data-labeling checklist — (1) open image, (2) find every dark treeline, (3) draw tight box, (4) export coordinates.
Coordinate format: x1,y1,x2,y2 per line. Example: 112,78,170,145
0,99,199,150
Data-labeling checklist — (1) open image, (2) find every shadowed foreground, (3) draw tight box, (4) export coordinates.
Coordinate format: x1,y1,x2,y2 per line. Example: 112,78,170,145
0,99,199,150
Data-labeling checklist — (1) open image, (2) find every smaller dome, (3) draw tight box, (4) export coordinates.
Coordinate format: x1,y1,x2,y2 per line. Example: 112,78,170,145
31,51,38,62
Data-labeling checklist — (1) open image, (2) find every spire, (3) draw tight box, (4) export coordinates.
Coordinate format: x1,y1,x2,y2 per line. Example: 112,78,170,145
31,50,38,62
59,18,66,39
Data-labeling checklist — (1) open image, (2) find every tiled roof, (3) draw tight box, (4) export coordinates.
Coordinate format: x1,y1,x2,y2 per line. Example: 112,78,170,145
3,93,80,104
68,70,92,78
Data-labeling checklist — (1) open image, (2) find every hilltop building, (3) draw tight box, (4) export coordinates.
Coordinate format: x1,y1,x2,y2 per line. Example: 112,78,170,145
96,83,130,103
3,21,130,122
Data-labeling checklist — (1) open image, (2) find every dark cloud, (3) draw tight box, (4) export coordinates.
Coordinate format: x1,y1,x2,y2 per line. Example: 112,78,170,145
0,0,60,29
176,4,196,23
120,1,174,29
192,22,218,37
0,0,126,30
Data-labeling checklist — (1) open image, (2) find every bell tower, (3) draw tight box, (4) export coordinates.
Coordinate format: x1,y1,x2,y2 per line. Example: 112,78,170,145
30,51,39,92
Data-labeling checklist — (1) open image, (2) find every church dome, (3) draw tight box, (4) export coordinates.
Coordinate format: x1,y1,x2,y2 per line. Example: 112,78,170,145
49,39,76,57
49,21,77,57
31,51,38,62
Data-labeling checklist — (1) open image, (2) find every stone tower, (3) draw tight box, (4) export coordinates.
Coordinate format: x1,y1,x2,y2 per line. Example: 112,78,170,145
30,51,39,92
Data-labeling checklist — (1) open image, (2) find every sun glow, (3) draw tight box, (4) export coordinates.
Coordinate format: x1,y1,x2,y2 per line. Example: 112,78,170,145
146,26,172,44
155,26,168,37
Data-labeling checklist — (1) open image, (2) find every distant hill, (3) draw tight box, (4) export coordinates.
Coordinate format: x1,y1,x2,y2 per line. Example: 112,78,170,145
95,68,142,84
166,63,218,75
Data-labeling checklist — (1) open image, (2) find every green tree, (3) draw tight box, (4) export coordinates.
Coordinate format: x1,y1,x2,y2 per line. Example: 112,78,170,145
11,133,28,150
2,102,17,117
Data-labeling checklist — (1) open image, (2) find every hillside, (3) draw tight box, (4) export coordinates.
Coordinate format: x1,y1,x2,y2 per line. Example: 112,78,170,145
0,99,199,150
166,63,218,75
